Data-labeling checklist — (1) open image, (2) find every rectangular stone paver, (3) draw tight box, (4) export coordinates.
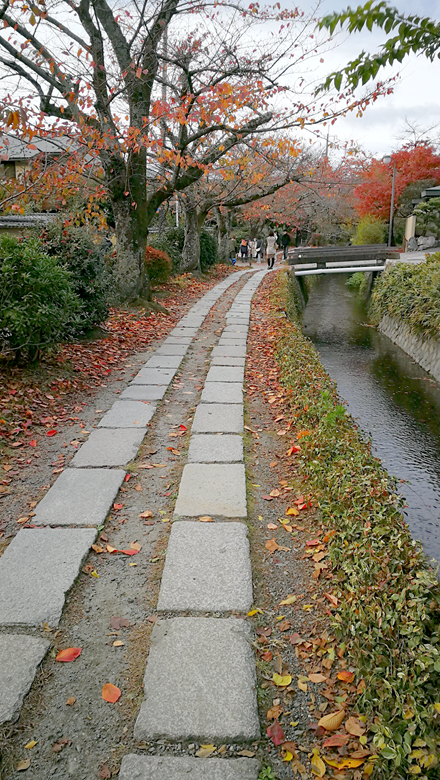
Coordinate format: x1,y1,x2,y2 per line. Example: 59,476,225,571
192,403,243,433
71,428,145,467
0,635,50,724
174,463,246,517
33,468,125,526
154,343,188,356
170,327,198,338
157,522,252,612
201,383,243,404
0,528,96,626
211,357,245,367
120,385,167,401
188,434,243,463
119,756,259,780
132,367,176,385
134,618,259,741
218,338,247,348
212,346,246,357
206,366,244,384
145,355,183,369
98,400,156,428
223,325,248,334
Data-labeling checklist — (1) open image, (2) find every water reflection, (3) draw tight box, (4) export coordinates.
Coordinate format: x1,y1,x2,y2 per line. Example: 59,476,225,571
302,274,440,566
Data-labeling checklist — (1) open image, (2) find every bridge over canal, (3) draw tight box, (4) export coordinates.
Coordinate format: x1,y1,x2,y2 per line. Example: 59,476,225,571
288,244,400,276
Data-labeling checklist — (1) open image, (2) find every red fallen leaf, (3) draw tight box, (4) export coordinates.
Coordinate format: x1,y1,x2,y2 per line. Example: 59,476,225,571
124,474,131,482
267,720,285,746
306,539,321,547
29,440,37,447
179,424,187,431
322,734,350,748
337,670,355,683
102,683,121,703
119,549,139,556
46,430,58,437
55,647,82,662
113,503,123,510
287,445,301,455
262,495,273,501
262,650,273,662
277,620,291,632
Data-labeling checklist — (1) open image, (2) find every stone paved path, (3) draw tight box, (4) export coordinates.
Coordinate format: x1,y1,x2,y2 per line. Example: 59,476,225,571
0,268,266,779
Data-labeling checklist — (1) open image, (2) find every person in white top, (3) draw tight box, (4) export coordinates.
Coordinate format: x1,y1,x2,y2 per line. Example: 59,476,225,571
266,234,277,269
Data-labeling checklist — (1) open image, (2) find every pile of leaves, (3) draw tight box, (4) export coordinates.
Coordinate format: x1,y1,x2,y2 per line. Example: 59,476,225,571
369,254,440,341
264,271,440,778
0,267,232,453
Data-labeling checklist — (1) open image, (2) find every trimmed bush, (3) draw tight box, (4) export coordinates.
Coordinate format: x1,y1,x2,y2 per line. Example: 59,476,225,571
40,223,112,334
0,235,79,361
144,245,172,285
369,254,440,340
352,215,387,245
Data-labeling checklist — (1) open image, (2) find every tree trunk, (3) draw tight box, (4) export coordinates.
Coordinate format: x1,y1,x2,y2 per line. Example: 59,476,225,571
180,202,202,273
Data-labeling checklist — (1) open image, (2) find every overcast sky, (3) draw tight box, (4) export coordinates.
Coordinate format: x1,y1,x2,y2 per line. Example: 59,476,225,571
303,0,440,159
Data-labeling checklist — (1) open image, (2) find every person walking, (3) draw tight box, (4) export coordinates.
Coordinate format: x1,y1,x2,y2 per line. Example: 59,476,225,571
266,233,277,269
256,238,264,262
250,239,257,263
229,235,237,264
239,237,249,262
281,230,291,260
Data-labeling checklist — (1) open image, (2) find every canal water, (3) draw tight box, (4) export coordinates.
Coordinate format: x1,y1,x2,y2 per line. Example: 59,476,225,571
302,274,440,568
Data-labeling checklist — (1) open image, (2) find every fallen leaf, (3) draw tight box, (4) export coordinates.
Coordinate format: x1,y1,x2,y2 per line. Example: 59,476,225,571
262,650,273,661
29,440,37,448
265,538,279,553
130,542,142,551
16,759,31,771
345,716,366,737
289,633,303,645
324,757,365,769
247,608,263,616
195,744,216,758
286,506,299,516
337,671,355,683
297,680,308,692
267,704,283,720
102,683,121,703
55,647,82,663
279,594,297,606
237,749,255,757
91,544,105,553
66,697,76,706
52,738,71,753
110,616,130,630
267,720,285,746
311,752,326,777
309,673,327,683
46,430,57,437
98,768,111,779
119,549,139,556
106,545,117,553
262,495,273,501
318,709,345,731
139,510,154,518
324,592,338,607
25,741,37,749
113,640,124,647
273,673,292,687
199,515,214,522
134,484,143,491
270,489,280,497
277,620,291,632
267,523,278,530
322,734,349,748
113,503,123,511
256,626,272,636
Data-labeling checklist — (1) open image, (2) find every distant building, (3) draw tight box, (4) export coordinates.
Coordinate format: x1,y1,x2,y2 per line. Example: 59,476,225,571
0,134,76,179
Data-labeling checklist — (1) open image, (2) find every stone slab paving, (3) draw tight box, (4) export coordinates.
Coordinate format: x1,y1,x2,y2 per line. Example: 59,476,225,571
119,755,259,780
154,343,189,356
201,382,243,404
192,403,243,433
206,366,244,384
120,385,167,401
212,346,246,357
0,635,50,724
145,355,183,369
218,338,247,347
132,367,176,385
98,400,156,428
33,468,125,526
211,356,246,367
134,618,260,741
0,528,96,626
71,428,145,467
157,522,252,612
223,325,248,334
174,463,247,517
170,327,199,338
165,336,192,345
188,434,243,462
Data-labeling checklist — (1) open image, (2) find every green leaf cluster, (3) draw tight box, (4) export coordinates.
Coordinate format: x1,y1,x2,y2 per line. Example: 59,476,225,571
369,255,440,340
271,270,440,778
318,1,440,92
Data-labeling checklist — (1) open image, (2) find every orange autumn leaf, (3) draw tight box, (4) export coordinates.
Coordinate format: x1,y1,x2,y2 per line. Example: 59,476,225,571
286,506,299,516
337,670,355,683
322,734,349,748
265,538,280,553
102,683,121,703
55,647,82,662
309,673,327,683
344,716,366,736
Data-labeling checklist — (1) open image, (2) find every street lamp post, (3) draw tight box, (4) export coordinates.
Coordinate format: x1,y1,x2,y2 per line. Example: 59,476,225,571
383,154,396,247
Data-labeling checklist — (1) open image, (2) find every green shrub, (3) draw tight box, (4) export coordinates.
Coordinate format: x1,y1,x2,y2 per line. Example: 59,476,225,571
200,229,218,271
352,215,387,245
369,254,440,340
144,245,172,284
0,235,79,361
40,223,112,334
346,271,368,295
149,226,184,274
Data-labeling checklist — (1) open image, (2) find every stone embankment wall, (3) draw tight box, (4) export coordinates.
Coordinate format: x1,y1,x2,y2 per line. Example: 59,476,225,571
379,314,440,383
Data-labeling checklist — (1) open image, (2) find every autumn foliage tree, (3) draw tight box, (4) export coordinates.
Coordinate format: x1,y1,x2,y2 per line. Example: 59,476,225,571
0,0,389,299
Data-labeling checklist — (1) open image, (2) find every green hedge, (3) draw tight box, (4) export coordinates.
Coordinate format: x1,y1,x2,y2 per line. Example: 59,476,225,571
273,271,440,778
370,254,440,341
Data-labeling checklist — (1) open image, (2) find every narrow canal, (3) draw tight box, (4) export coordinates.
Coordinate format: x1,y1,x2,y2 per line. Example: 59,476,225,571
302,273,440,568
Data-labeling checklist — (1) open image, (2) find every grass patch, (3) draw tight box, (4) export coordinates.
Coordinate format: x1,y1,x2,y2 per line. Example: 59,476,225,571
270,270,440,778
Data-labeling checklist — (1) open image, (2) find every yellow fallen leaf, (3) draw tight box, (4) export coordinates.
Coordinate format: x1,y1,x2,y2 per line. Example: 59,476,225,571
161,517,171,522
199,515,214,522
106,545,117,553
130,542,142,551
309,673,327,683
91,570,99,578
286,506,299,516
324,757,365,769
196,744,216,758
129,562,137,567
17,759,30,771
248,609,262,616
113,640,124,647
298,680,308,693
237,750,255,757
279,594,297,606
25,741,37,749
283,751,294,762
311,752,326,777
273,673,292,687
